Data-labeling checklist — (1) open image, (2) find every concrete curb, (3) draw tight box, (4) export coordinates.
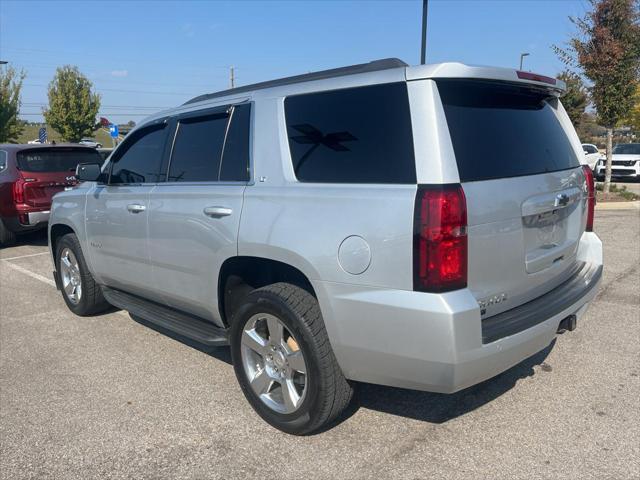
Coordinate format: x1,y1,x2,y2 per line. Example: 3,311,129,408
596,200,640,210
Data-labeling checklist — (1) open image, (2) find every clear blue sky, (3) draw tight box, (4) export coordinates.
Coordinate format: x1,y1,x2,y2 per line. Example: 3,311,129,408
0,0,590,124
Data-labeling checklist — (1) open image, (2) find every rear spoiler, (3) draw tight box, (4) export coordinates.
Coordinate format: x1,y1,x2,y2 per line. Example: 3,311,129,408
406,62,566,95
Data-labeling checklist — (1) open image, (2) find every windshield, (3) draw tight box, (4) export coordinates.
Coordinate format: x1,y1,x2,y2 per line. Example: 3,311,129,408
613,144,640,155
437,79,580,182
17,148,102,172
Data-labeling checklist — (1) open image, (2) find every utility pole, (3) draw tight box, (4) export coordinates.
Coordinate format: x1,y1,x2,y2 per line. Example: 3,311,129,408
519,52,530,70
230,66,235,88
420,0,428,64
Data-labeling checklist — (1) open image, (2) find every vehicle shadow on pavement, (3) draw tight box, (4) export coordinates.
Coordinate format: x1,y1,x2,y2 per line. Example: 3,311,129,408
13,230,48,247
128,311,555,430
129,314,233,364
352,341,556,425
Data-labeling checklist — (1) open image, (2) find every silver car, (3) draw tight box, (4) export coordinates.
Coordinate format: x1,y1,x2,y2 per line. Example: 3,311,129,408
48,59,603,434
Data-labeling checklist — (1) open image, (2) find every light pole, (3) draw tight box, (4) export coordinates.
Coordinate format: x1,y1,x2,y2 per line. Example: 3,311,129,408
519,52,529,70
420,0,429,64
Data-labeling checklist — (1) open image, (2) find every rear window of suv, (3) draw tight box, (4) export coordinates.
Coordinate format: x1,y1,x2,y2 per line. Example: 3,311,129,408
284,83,416,184
437,79,580,182
17,148,102,172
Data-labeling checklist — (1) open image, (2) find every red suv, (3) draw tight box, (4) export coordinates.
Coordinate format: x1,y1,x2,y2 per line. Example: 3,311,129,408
0,144,103,246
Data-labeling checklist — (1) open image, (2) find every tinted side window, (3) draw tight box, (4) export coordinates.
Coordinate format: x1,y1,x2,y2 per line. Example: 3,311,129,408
168,113,228,182
437,79,580,182
110,124,167,184
220,103,251,182
284,83,416,184
0,151,7,173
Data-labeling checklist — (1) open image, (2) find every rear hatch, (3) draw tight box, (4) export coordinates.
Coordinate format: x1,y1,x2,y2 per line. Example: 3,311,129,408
436,79,588,318
16,147,101,208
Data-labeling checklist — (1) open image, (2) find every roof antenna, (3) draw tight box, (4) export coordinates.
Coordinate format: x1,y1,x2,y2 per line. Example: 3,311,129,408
420,0,429,65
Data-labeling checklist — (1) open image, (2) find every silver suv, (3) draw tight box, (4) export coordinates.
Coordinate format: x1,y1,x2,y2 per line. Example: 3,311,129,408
49,59,603,434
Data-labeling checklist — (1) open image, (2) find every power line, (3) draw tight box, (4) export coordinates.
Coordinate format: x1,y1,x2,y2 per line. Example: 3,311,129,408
22,102,170,109
23,83,197,96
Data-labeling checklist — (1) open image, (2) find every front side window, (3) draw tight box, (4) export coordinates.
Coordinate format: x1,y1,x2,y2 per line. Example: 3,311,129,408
284,83,416,184
110,123,167,184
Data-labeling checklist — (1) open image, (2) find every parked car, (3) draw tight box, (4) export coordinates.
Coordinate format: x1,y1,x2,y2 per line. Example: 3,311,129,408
79,138,102,148
581,143,602,170
49,59,602,434
595,143,640,181
27,139,43,144
0,144,102,246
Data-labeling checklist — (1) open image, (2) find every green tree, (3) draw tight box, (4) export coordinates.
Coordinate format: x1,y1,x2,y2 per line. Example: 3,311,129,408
554,0,640,193
621,83,640,134
43,66,100,142
557,71,589,128
0,66,26,143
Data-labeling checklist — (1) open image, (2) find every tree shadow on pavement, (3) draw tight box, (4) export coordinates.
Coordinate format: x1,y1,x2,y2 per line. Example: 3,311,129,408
352,340,556,424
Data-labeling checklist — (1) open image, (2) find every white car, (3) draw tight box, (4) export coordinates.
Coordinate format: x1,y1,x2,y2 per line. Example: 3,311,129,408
595,143,640,181
78,138,102,148
582,143,602,170
27,138,43,144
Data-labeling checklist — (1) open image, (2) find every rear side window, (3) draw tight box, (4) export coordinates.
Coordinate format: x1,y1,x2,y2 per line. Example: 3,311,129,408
16,148,102,172
220,103,251,182
0,151,7,173
437,80,580,182
168,113,228,182
110,123,167,184
167,103,251,183
284,83,416,184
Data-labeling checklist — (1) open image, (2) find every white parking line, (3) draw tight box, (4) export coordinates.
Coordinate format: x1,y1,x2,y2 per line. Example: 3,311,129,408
1,257,132,318
1,252,49,261
1,260,56,287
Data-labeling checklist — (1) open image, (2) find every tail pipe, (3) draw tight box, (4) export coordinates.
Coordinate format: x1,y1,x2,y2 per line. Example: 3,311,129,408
557,314,577,333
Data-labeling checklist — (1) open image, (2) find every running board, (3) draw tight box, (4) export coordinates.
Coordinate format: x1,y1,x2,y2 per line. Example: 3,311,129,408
101,286,229,347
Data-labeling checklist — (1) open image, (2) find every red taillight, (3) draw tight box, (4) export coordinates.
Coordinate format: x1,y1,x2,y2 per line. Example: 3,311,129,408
516,70,557,85
582,165,595,232
414,184,468,293
12,178,25,204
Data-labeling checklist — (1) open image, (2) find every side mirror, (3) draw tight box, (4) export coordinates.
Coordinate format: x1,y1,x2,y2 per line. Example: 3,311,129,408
76,163,102,182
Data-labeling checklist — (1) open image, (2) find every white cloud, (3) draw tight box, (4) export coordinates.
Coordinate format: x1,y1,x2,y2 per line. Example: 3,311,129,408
110,70,128,77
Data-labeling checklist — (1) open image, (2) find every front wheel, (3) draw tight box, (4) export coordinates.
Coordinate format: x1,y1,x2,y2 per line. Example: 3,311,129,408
55,233,110,316
230,283,353,435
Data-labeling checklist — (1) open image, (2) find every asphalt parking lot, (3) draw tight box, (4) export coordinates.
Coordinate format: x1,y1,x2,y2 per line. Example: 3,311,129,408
1,209,638,480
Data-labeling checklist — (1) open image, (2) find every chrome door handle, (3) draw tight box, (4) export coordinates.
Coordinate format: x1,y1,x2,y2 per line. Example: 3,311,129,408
127,203,146,213
203,206,232,218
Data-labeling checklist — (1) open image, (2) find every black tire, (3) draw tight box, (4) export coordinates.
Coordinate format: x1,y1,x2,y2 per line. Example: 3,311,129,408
55,233,110,316
230,282,353,435
0,220,17,248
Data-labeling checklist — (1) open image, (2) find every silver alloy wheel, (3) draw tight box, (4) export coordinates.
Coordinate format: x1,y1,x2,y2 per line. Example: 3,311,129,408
240,313,308,414
59,248,82,304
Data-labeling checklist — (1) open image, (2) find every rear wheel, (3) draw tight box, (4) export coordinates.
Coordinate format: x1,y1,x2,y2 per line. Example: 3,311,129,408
56,233,110,316
0,220,17,247
230,283,353,435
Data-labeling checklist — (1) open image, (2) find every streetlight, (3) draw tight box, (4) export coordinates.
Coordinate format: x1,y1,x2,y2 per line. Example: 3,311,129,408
420,0,429,65
519,53,530,70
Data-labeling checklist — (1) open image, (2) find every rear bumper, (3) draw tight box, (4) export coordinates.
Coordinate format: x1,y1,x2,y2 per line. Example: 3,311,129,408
1,210,50,233
317,232,603,393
